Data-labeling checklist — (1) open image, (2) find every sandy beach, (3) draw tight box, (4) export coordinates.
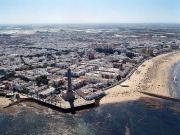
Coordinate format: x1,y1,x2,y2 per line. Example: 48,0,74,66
0,97,12,107
100,51,180,105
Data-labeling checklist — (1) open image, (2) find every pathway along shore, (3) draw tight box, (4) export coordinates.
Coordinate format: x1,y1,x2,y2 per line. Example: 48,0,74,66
100,51,180,105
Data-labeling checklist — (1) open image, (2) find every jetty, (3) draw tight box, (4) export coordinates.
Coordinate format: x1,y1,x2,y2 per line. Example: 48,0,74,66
139,91,180,102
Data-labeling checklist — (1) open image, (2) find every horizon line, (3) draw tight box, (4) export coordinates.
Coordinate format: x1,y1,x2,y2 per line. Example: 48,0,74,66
0,22,180,26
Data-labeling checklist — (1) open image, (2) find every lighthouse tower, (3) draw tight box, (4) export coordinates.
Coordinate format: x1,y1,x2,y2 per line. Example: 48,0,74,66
62,68,75,101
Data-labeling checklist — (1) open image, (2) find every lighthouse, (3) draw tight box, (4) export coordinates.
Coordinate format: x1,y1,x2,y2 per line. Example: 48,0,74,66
62,68,75,101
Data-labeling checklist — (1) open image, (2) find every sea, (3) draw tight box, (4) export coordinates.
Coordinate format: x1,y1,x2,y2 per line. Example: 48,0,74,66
1,63,180,135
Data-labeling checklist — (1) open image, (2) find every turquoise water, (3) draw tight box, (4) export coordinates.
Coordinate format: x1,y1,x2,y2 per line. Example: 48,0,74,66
1,63,180,135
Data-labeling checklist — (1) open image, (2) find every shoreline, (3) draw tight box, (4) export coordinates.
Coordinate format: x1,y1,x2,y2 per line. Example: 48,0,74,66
100,51,180,105
169,61,180,97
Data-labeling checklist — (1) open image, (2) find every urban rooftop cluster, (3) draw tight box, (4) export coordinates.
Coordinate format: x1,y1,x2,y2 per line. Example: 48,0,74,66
0,24,180,107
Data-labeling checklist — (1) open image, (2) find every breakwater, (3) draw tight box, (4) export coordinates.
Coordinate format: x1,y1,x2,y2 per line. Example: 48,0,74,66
139,91,180,102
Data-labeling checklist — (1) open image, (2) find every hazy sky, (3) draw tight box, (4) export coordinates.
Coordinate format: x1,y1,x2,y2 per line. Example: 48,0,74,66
0,0,180,24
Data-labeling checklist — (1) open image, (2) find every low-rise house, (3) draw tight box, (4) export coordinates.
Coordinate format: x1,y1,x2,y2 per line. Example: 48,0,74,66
55,62,69,69
47,68,61,74
39,87,56,98
71,69,86,77
49,77,65,88
72,78,87,89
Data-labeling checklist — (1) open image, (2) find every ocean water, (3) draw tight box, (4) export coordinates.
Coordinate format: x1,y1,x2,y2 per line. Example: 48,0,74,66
1,63,180,135
170,61,180,97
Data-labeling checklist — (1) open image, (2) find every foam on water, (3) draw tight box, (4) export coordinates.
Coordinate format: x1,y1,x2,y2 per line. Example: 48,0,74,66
170,61,180,97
